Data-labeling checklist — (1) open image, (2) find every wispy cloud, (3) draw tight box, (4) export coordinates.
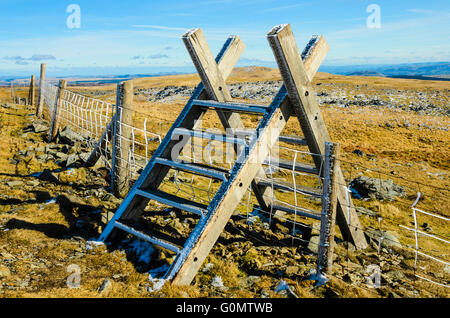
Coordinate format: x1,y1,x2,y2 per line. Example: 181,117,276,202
256,2,317,13
407,9,436,15
3,54,56,65
132,25,187,31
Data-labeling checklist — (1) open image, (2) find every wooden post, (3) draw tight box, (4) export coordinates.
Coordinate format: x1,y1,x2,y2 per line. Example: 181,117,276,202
317,142,340,276
267,24,368,250
49,80,67,142
28,75,36,106
11,81,15,103
111,81,133,198
36,63,46,117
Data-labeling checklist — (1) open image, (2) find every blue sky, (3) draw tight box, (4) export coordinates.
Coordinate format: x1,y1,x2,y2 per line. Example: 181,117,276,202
0,0,449,77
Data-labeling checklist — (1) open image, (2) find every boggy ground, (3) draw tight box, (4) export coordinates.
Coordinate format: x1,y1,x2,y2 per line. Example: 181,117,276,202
0,68,448,298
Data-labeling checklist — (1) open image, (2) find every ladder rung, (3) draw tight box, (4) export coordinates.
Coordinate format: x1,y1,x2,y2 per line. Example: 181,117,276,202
264,158,319,175
136,188,208,216
279,135,308,146
155,158,228,181
256,178,322,197
173,128,247,146
193,99,269,114
114,221,181,253
272,204,322,220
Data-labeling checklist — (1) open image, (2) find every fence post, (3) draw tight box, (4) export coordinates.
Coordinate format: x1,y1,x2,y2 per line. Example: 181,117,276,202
49,80,67,142
36,63,46,117
28,75,36,106
11,81,15,103
111,80,133,198
317,141,340,277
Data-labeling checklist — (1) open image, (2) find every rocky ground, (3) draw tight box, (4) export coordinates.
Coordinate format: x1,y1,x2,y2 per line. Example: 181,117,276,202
133,81,449,118
0,70,448,298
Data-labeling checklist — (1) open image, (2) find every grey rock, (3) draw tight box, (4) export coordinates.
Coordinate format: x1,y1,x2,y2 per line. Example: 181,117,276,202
6,180,24,188
31,120,49,133
98,278,113,295
356,207,379,217
384,270,406,281
350,176,406,201
58,127,85,145
307,235,320,254
365,228,402,249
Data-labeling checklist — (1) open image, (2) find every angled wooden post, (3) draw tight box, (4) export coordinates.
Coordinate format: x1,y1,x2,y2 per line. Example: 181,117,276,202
36,63,46,117
111,81,134,198
28,75,36,106
267,24,368,250
85,115,115,167
49,80,67,142
317,142,340,276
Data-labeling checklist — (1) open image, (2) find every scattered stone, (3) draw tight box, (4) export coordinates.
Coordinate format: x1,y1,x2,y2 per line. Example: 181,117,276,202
356,206,379,217
31,120,49,133
349,176,406,201
202,263,214,273
58,127,85,145
211,276,225,289
98,278,112,295
307,235,320,254
365,228,402,249
274,280,298,298
6,180,24,188
26,180,40,187
384,270,406,281
352,149,364,157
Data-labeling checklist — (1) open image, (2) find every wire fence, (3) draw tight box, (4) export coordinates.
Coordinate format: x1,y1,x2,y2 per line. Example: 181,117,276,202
36,80,449,297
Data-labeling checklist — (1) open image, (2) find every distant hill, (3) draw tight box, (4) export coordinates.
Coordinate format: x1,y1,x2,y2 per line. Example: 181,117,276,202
321,62,450,80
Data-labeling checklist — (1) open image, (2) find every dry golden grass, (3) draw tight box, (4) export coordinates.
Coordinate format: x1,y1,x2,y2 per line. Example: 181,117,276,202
0,67,448,298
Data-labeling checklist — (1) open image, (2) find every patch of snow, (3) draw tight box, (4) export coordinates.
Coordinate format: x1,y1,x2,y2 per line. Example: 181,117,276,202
211,275,224,288
147,264,170,293
86,240,105,251
147,277,166,293
202,263,214,273
45,198,57,205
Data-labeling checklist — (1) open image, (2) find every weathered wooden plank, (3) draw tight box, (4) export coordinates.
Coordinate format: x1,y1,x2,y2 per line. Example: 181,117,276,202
267,24,367,250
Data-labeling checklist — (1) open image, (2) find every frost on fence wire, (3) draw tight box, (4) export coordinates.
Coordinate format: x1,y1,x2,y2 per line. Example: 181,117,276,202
400,193,450,288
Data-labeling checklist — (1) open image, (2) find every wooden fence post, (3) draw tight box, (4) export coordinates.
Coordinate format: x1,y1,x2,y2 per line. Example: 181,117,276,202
49,80,67,142
11,81,15,103
111,80,133,198
28,75,36,106
36,63,46,117
317,141,340,276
